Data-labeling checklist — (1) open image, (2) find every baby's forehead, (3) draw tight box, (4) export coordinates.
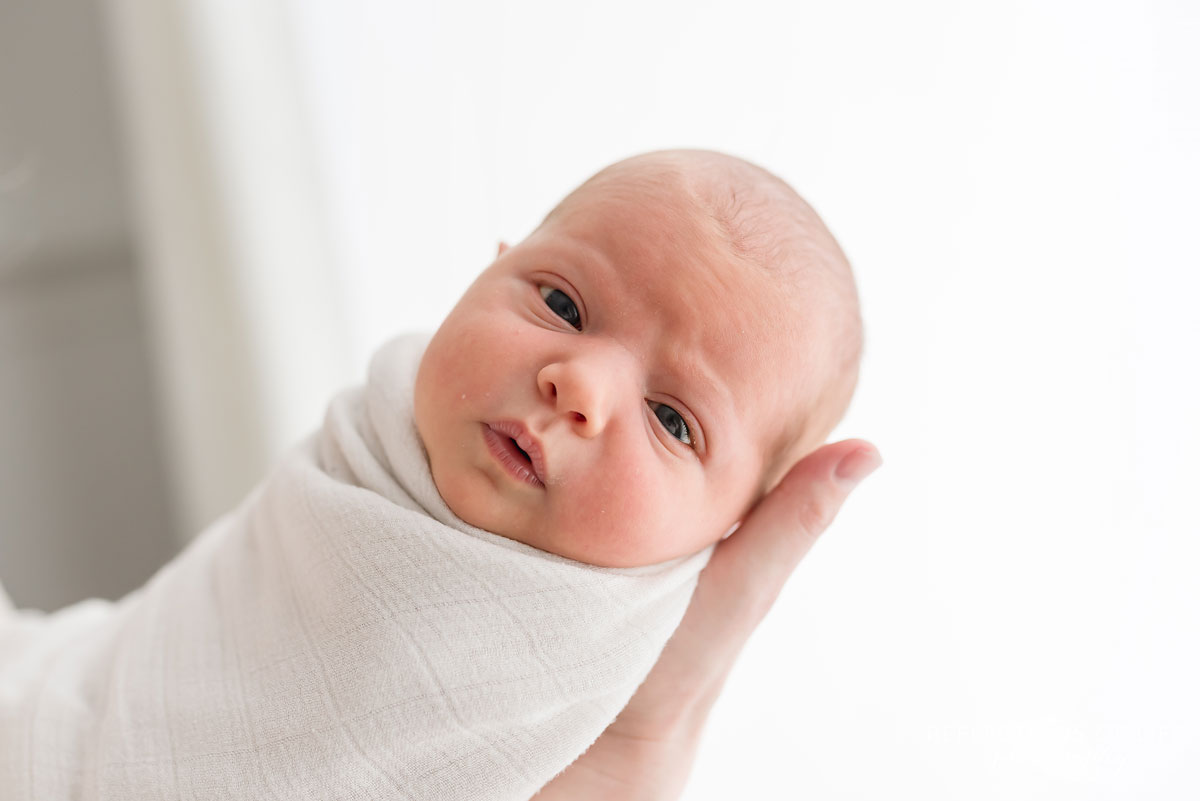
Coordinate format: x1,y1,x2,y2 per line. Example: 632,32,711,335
557,155,834,281
555,175,772,280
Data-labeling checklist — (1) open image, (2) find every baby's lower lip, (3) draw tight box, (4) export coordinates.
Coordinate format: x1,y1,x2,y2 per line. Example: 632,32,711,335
482,424,545,489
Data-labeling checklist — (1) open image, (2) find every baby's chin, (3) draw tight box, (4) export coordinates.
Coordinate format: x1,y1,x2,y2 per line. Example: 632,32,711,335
440,483,722,567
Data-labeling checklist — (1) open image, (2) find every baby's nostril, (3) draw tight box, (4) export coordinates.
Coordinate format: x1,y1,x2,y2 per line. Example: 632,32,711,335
572,412,586,423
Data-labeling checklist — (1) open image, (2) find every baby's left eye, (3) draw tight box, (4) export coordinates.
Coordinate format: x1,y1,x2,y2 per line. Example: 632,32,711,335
540,286,582,330
649,401,692,446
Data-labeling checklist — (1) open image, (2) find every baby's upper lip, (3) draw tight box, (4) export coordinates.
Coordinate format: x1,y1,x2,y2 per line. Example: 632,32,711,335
485,419,549,485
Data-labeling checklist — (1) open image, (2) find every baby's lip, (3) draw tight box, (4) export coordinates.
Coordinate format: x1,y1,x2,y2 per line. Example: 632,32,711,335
485,419,549,485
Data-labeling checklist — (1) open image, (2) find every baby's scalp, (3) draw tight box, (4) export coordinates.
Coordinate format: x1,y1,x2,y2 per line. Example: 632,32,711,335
545,150,863,496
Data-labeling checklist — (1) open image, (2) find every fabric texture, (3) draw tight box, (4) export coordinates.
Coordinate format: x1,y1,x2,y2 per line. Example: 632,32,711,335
0,333,710,800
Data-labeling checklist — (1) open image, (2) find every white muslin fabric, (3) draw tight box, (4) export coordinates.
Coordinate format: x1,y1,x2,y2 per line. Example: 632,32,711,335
0,334,711,800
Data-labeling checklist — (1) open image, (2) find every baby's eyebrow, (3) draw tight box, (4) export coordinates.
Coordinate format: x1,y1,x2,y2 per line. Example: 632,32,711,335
542,233,613,282
672,359,721,405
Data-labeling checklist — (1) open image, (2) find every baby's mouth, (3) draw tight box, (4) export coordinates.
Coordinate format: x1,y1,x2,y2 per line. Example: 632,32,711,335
482,421,548,487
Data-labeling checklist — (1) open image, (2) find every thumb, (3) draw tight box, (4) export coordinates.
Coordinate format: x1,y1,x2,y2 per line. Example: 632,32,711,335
699,439,881,628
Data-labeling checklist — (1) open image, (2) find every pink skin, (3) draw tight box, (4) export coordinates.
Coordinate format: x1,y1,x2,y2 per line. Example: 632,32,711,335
413,180,838,567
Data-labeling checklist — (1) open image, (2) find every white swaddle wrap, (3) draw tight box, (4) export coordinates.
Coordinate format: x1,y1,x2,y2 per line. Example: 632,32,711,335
0,334,711,800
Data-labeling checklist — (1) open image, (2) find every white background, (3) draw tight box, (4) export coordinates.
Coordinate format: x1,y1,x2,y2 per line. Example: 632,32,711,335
287,1,1199,797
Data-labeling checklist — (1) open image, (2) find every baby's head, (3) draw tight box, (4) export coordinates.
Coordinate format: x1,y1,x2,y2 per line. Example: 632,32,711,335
414,150,862,567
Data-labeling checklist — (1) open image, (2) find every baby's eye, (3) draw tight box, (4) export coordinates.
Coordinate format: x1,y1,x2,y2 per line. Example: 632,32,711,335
649,401,692,446
539,286,582,330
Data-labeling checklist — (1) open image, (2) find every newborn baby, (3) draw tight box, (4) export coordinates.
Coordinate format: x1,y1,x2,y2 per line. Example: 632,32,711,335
417,149,860,567
0,149,861,801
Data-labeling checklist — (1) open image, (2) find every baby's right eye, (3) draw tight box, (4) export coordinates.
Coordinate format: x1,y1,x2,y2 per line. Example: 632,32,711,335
540,286,582,330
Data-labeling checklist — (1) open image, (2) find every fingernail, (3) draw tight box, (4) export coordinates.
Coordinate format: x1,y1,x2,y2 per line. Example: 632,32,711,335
835,447,882,488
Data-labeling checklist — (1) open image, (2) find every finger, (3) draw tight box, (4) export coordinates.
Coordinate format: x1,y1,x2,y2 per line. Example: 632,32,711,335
697,439,881,632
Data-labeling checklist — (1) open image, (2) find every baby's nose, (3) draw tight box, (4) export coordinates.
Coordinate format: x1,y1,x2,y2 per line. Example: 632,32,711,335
536,359,616,437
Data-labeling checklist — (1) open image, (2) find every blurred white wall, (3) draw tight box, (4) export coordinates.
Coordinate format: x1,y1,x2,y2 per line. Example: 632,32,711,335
106,0,355,541
0,0,176,610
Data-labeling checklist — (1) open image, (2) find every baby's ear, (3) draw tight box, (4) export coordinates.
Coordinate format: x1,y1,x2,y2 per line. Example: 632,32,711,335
497,241,510,256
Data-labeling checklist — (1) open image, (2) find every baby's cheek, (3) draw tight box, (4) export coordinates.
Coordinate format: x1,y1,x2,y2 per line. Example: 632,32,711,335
555,469,676,567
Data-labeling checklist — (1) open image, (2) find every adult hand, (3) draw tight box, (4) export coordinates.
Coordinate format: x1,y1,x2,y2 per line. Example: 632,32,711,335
534,438,881,801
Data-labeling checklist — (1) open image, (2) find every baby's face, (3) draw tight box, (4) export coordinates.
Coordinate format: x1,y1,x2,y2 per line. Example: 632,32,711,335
414,178,834,567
